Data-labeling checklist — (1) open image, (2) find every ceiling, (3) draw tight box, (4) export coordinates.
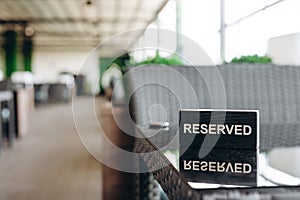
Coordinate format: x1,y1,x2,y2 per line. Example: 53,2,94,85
0,0,169,56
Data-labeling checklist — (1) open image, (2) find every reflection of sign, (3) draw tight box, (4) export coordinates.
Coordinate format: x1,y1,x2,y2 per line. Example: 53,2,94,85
179,110,259,186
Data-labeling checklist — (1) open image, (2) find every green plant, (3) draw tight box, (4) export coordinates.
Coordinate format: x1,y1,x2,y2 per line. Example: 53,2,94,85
3,30,17,77
228,54,272,64
130,50,182,66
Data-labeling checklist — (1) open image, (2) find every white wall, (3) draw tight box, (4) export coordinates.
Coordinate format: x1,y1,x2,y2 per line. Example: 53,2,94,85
32,50,100,94
268,33,300,65
269,147,300,178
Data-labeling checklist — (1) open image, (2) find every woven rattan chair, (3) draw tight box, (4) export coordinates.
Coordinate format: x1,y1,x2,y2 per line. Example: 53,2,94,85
125,64,300,199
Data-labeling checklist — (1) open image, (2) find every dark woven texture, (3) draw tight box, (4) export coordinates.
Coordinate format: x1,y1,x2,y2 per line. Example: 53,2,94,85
126,64,300,151
134,136,199,200
134,131,300,200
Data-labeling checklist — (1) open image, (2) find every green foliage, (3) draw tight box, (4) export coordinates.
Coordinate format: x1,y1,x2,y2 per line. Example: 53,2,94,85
3,30,17,77
114,53,130,68
229,55,272,64
130,50,182,66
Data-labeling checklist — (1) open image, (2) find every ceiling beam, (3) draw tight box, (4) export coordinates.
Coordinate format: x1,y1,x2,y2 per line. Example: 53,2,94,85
35,31,94,38
0,16,149,25
0,18,149,25
0,19,27,25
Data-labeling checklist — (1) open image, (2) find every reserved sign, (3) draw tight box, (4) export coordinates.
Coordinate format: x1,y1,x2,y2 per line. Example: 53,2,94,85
183,123,252,135
179,110,259,186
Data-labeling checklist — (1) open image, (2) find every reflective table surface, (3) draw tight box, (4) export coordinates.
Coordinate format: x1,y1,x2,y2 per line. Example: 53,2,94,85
134,126,300,199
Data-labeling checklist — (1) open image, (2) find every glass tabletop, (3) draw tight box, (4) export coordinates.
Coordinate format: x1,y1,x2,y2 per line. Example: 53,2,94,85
137,126,300,190
162,149,300,189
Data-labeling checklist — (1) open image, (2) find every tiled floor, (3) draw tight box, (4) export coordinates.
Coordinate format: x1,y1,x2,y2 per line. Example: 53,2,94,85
0,97,102,200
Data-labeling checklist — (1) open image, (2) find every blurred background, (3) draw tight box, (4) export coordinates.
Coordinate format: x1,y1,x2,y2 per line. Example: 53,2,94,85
0,0,300,199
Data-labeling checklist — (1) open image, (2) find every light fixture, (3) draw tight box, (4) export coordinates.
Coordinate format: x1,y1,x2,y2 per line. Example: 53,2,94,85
25,26,35,37
86,0,92,6
84,0,97,20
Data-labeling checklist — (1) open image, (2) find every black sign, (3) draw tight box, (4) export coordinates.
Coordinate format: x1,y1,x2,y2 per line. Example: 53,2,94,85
179,109,259,186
